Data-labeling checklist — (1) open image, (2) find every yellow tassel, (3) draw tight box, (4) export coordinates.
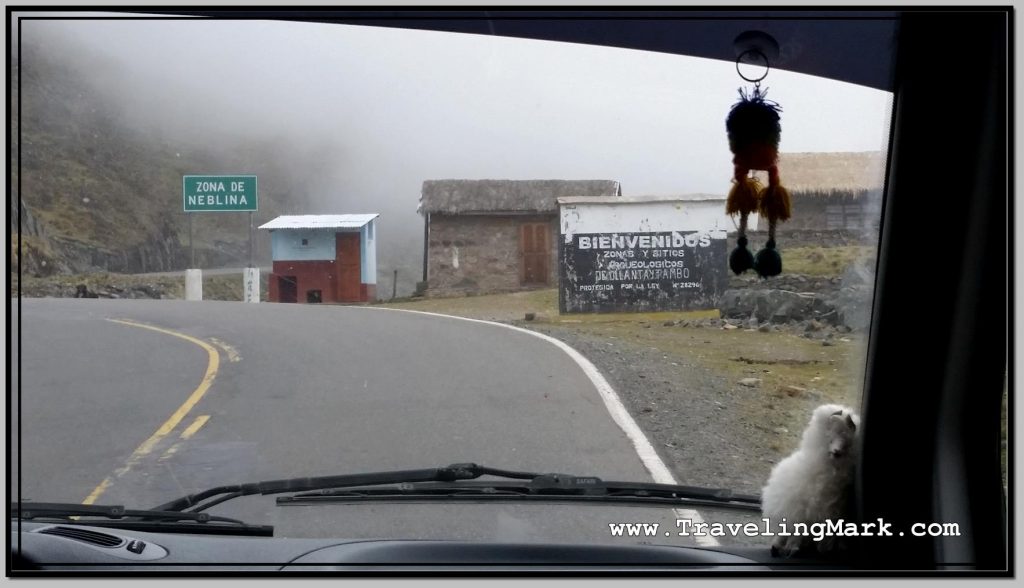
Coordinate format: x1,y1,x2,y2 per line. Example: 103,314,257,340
758,183,791,222
726,177,763,216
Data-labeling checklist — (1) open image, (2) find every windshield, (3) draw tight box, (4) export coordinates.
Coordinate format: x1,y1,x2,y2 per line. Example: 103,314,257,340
12,12,898,555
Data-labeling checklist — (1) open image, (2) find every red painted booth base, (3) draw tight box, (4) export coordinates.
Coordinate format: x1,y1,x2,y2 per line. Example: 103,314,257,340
268,260,373,303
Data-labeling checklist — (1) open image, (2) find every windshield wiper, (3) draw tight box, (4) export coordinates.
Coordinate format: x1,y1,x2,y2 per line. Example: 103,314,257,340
12,502,273,537
275,474,762,512
151,463,539,513
151,463,760,514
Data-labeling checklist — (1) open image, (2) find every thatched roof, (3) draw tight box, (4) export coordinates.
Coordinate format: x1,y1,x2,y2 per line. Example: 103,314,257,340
754,151,885,193
420,179,621,215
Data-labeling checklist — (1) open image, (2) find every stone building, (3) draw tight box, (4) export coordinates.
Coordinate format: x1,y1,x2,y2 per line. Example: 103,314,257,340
418,179,621,297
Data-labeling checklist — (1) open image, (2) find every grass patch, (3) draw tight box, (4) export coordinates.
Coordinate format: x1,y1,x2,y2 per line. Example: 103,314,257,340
11,232,54,255
203,275,243,301
384,288,559,322
571,320,864,409
16,271,186,298
11,232,58,269
782,245,877,276
13,271,269,301
202,274,270,302
551,308,719,325
385,288,720,325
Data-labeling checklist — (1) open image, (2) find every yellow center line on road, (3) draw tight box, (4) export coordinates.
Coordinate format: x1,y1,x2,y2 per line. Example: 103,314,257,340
158,414,212,462
80,319,220,505
179,414,210,440
159,415,212,462
209,337,241,363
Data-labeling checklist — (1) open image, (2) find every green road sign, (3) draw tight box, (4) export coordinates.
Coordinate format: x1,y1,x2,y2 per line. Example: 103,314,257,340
183,175,258,212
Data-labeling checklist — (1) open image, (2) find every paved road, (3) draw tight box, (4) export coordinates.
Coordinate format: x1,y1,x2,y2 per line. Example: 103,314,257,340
13,299,760,546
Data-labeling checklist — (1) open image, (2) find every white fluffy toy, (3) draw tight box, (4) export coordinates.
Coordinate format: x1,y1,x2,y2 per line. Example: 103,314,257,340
761,403,861,558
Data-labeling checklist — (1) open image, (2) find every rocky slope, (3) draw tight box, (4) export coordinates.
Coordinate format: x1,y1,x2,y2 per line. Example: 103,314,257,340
11,36,311,277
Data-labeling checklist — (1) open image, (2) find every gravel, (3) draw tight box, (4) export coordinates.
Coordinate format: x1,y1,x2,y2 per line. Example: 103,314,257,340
521,323,795,496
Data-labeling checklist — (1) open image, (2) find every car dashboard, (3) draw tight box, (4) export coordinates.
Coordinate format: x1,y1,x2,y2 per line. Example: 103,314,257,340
10,521,842,572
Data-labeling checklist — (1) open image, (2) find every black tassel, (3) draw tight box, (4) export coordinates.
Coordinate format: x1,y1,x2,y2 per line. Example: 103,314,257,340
729,235,755,275
753,238,782,278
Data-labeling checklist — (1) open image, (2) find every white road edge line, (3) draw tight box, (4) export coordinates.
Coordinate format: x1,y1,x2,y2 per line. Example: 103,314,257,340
358,306,720,547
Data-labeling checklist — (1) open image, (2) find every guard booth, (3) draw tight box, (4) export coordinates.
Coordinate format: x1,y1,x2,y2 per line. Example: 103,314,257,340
259,214,379,304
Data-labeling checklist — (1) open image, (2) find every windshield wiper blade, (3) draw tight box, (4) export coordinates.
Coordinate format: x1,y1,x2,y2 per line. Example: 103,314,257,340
152,463,539,513
11,502,274,536
152,463,760,514
14,501,242,523
276,476,762,512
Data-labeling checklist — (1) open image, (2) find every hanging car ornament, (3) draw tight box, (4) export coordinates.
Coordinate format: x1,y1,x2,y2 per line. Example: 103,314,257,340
725,48,790,278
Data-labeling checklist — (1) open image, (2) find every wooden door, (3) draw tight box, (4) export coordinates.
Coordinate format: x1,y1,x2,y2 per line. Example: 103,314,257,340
336,233,362,302
279,276,297,303
520,223,549,285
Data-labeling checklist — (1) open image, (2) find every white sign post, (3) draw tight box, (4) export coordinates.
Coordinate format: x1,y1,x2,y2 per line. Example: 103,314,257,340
244,267,260,303
185,269,203,301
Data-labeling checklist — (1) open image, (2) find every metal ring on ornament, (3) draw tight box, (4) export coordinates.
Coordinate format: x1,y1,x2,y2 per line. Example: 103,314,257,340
735,49,770,85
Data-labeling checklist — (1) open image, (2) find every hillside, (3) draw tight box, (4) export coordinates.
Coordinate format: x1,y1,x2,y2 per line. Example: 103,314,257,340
11,36,319,276
12,33,427,297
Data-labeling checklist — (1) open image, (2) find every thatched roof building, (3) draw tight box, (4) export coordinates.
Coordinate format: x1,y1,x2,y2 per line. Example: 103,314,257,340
419,179,621,215
762,151,886,195
753,151,886,231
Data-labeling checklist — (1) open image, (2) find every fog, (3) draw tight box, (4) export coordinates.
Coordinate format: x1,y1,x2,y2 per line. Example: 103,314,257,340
17,17,892,290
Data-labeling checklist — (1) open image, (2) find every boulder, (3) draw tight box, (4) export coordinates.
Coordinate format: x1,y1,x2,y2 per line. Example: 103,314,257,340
841,258,875,288
721,287,871,330
829,285,873,331
720,288,824,324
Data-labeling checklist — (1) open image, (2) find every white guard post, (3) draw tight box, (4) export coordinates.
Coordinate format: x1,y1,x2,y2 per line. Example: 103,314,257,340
185,269,203,301
244,267,260,303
